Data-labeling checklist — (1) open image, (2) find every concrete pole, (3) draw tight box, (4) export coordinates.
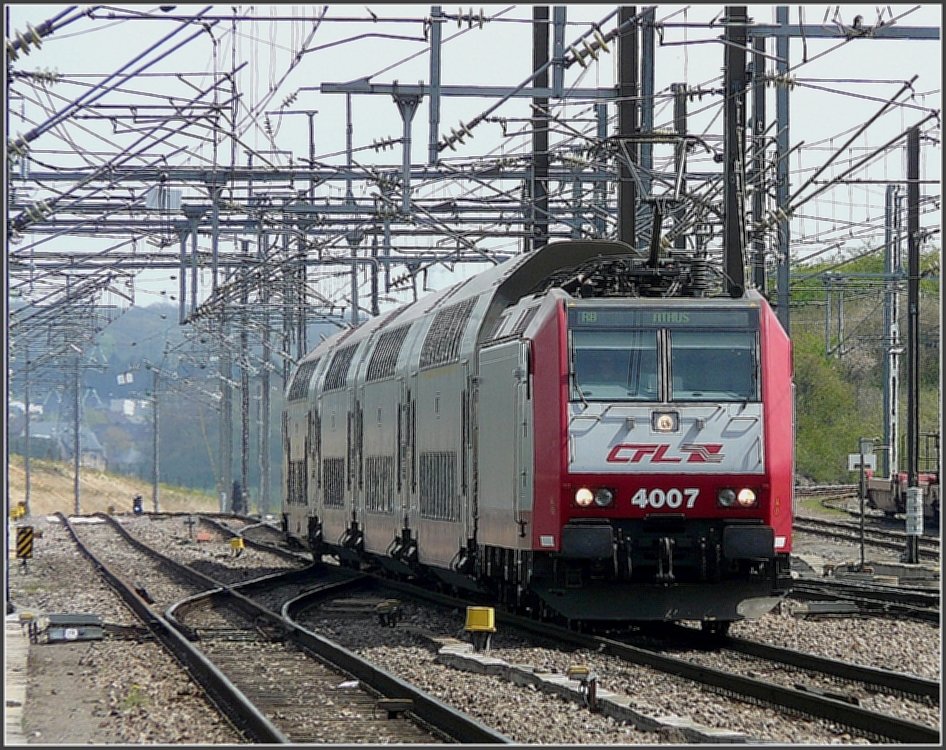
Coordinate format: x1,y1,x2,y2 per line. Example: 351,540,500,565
23,355,32,516
595,104,608,238
73,351,81,516
151,368,160,513
258,229,272,516
750,35,767,291
904,126,921,563
240,240,250,511
882,185,902,478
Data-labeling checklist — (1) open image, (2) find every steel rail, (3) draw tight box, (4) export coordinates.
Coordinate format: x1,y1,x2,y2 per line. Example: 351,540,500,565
190,513,311,564
725,634,940,701
663,624,939,701
55,513,288,743
592,634,940,744
168,570,512,743
277,581,513,744
790,579,940,622
796,515,940,543
794,518,939,558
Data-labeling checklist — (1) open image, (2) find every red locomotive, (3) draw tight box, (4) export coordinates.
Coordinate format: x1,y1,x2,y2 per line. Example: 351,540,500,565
283,239,794,633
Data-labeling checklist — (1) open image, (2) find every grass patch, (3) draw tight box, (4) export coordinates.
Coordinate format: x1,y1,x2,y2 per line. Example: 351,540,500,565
796,494,850,517
121,684,149,711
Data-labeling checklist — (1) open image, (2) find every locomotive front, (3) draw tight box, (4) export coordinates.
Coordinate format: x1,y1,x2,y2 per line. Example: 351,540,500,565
527,291,794,629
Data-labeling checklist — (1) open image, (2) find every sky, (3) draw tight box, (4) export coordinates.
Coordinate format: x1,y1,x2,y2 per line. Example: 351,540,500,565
5,4,943,315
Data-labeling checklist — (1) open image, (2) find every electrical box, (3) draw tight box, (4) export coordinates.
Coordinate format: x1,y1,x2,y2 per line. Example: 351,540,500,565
464,606,495,633
31,614,104,643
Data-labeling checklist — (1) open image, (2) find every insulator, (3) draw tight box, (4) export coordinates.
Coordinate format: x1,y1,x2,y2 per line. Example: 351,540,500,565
766,72,796,90
8,136,29,157
16,31,32,56
582,38,598,61
27,24,43,49
569,44,587,69
593,28,609,53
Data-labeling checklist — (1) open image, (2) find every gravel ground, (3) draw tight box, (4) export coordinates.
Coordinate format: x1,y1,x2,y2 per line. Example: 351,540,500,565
302,594,940,745
6,512,941,745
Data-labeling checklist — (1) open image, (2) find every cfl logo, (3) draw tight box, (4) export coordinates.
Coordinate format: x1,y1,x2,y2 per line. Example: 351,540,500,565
606,443,725,464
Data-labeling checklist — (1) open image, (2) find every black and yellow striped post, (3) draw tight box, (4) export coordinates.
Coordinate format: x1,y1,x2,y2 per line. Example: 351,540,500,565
16,526,34,571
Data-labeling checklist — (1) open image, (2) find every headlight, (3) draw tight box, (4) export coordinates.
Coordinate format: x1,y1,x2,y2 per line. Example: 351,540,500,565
717,488,736,507
736,488,758,508
594,488,614,507
652,411,679,432
575,488,594,507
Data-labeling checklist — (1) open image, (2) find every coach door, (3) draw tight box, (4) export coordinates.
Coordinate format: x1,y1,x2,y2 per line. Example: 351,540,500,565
476,340,533,550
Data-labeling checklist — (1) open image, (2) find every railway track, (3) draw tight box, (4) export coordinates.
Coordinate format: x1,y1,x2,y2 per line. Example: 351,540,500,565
801,488,941,532
62,513,509,744
789,577,940,622
171,584,452,744
62,514,281,742
661,623,939,701
794,515,940,560
795,484,859,499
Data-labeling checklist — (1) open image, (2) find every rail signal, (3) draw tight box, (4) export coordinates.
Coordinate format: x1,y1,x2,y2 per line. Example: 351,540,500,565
847,453,876,472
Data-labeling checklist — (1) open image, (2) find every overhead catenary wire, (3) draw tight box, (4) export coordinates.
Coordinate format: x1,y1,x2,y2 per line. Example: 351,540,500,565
7,5,941,364
9,6,218,154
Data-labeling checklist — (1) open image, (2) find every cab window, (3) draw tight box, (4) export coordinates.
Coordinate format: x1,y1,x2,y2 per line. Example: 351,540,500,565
669,330,757,401
572,330,658,401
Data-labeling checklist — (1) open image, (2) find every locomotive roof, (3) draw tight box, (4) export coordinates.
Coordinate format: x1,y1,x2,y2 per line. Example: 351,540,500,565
301,239,641,361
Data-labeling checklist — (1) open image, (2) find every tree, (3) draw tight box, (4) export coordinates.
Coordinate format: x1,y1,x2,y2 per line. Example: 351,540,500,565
793,332,876,482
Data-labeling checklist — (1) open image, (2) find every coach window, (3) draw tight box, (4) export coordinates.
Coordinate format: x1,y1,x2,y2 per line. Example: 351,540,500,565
572,330,658,401
669,330,758,401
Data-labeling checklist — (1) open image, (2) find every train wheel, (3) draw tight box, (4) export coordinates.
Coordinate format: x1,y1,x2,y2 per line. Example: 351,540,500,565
701,620,731,638
635,622,664,638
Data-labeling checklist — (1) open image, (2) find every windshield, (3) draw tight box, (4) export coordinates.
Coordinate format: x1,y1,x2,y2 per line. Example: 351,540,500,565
669,330,757,401
572,330,658,401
